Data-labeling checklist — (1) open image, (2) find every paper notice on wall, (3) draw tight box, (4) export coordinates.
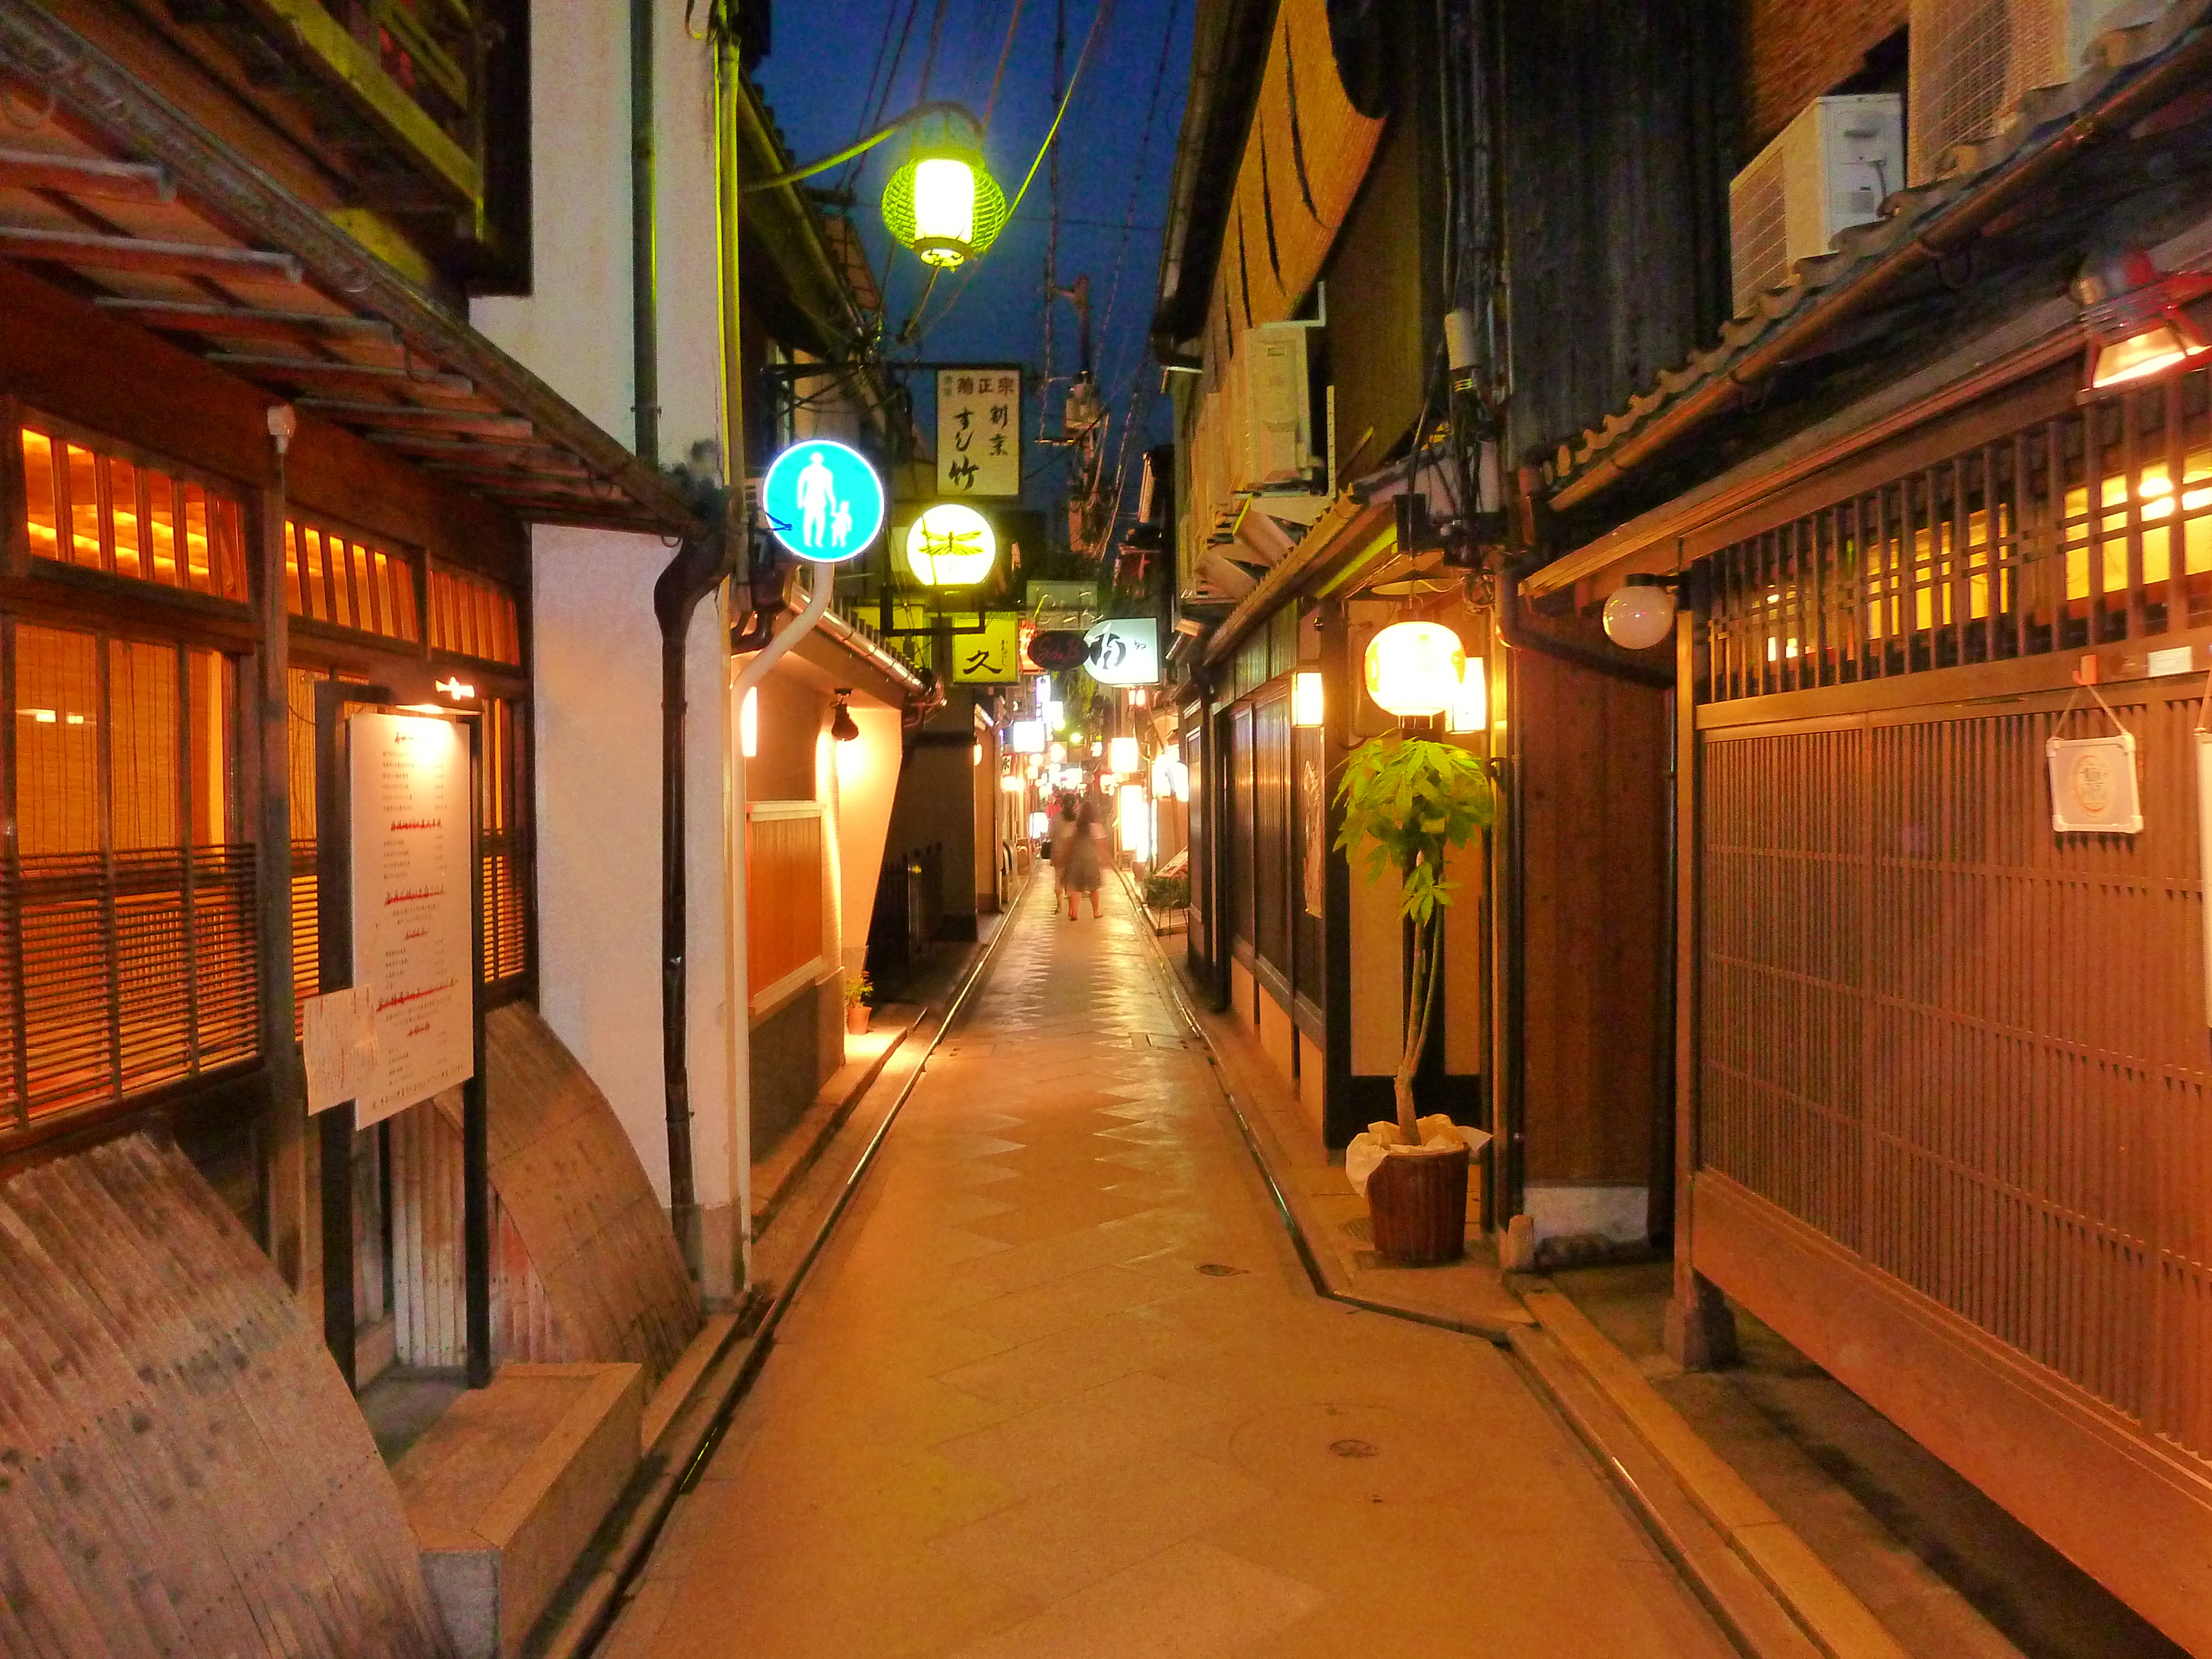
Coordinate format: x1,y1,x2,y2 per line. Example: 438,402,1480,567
2197,733,2212,1027
2047,732,2142,834
302,985,377,1114
349,712,475,1127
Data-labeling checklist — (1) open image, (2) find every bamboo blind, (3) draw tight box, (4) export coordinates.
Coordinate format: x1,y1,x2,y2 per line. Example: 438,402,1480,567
3,622,256,1131
479,694,528,983
1699,366,2212,700
19,424,248,602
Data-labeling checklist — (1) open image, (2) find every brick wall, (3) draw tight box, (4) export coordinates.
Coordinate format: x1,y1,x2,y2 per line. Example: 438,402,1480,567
1740,0,1907,155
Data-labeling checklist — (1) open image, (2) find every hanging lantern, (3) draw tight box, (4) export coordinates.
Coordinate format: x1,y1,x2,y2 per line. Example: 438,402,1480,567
881,108,1008,269
904,503,997,587
1364,620,1465,719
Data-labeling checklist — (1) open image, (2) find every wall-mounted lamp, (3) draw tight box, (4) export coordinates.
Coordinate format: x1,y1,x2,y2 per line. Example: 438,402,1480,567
1601,573,1679,651
831,689,860,743
740,686,759,758
1446,658,1487,734
434,675,475,702
972,741,983,765
2074,247,2212,392
1364,620,1464,720
1291,670,1324,728
1109,735,1140,774
1000,772,1024,794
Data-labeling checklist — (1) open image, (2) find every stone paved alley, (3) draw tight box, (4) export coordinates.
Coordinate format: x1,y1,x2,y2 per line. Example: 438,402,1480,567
599,878,1735,1658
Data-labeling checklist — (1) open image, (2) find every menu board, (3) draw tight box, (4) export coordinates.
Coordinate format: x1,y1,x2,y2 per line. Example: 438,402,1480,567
348,711,474,1126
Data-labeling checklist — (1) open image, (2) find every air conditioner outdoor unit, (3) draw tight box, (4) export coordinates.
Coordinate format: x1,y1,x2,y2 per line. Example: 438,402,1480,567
1906,0,2137,184
1234,324,1320,494
1728,95,1903,316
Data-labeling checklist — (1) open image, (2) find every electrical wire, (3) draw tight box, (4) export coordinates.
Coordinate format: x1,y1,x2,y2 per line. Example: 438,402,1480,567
916,0,952,102
983,0,1029,128
1005,0,1112,225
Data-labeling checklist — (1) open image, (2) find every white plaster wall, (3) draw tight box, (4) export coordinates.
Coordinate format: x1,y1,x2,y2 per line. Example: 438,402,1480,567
531,528,729,1224
470,0,634,445
655,13,725,461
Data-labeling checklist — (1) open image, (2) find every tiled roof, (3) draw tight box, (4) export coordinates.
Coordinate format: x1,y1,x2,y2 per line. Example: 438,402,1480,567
1548,0,2212,503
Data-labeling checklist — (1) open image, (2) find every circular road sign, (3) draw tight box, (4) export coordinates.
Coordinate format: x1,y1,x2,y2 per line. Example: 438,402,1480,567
759,439,885,562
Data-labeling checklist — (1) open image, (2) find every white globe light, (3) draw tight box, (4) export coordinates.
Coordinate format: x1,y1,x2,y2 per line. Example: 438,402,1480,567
904,503,997,586
1364,620,1465,719
1603,578,1677,651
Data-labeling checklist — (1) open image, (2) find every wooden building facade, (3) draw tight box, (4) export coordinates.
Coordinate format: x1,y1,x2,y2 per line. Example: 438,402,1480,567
1526,0,2212,1644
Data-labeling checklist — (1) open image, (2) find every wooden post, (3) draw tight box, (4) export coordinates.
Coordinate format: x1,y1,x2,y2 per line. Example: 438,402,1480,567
464,713,492,1389
1664,568,1736,1368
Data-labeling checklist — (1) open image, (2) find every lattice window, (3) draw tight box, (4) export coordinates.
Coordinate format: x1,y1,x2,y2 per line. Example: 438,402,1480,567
19,424,248,602
1698,366,2212,702
2,622,256,1132
285,517,420,642
429,564,522,666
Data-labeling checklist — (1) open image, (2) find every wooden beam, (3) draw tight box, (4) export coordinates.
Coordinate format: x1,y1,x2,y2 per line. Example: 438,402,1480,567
366,432,584,471
298,397,534,439
0,146,173,202
427,469,619,497
0,225,301,282
206,352,475,397
93,298,398,344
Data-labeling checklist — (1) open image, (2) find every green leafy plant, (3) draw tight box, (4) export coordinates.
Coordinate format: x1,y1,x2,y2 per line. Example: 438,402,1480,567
1141,873,1190,911
1334,735,1498,1139
844,971,874,1009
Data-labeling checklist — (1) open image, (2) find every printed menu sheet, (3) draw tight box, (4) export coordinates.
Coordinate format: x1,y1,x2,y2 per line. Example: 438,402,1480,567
349,711,474,1126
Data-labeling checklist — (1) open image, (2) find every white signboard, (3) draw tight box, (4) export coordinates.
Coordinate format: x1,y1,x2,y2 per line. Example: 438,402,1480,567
937,366,1021,498
2047,732,2142,835
1083,617,1161,687
348,712,475,1126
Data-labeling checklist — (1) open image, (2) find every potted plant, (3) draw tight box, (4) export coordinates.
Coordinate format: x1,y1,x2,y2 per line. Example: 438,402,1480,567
1334,639,1498,1265
844,971,873,1035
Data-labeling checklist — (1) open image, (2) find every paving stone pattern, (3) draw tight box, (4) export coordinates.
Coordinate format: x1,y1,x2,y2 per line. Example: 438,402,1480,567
601,880,1734,1658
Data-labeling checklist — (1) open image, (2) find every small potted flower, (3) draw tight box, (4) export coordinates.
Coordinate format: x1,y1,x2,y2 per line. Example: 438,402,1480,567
844,971,873,1035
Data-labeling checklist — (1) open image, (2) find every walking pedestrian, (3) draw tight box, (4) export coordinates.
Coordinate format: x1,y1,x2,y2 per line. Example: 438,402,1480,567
1051,788,1104,920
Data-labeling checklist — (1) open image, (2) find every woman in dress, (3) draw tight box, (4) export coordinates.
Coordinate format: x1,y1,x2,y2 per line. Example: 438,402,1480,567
1051,787,1105,920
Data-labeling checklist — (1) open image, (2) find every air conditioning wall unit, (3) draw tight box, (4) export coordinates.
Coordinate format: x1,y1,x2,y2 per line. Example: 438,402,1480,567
1906,0,2137,184
1729,95,1903,316
1234,324,1322,495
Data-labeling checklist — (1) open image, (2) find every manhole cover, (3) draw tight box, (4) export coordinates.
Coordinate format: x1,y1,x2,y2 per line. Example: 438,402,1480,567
1329,1439,1380,1459
1196,1262,1248,1277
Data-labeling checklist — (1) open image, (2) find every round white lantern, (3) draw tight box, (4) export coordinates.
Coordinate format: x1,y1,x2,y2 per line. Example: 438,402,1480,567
1364,620,1465,719
1601,575,1677,651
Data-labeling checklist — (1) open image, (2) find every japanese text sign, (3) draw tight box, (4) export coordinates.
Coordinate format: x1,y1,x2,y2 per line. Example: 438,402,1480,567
937,367,1022,498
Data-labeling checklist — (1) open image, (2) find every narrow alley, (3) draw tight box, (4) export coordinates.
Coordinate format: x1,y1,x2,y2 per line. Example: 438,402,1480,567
597,877,1733,1659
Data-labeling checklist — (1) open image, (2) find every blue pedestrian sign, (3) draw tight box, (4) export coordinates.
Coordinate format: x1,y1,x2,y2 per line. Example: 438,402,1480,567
759,439,885,562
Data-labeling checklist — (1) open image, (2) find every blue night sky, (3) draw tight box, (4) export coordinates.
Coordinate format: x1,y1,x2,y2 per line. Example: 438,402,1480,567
754,0,1192,526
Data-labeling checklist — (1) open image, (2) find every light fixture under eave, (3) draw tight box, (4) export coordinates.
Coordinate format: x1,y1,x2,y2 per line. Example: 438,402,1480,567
831,690,860,743
435,675,475,701
2074,248,2212,392
1291,670,1324,728
881,107,1008,269
1602,574,1678,651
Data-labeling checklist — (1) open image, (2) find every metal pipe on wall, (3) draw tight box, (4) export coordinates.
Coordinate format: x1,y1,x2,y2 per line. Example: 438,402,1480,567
630,0,659,465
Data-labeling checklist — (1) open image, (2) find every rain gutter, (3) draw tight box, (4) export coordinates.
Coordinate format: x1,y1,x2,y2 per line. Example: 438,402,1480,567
1547,23,2212,517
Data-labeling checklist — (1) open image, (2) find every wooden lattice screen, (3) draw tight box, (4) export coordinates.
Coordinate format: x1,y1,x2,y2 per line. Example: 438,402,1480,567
1702,686,2212,1460
1699,364,2212,701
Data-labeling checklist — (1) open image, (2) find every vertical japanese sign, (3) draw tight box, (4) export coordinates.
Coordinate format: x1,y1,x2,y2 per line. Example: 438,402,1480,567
349,711,474,1126
937,366,1022,498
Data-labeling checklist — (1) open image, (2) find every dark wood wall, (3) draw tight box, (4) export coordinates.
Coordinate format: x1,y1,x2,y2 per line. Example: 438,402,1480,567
1516,648,1670,1188
1498,0,1738,471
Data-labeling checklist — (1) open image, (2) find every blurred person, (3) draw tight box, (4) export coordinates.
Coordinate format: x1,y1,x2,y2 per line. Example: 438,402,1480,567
1052,787,1105,920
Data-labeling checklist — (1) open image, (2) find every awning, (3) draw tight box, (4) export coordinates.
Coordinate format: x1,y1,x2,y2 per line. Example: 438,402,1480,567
0,2,702,537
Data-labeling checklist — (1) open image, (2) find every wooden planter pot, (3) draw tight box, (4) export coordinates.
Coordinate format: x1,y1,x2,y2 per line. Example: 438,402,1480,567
1366,1142,1469,1266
